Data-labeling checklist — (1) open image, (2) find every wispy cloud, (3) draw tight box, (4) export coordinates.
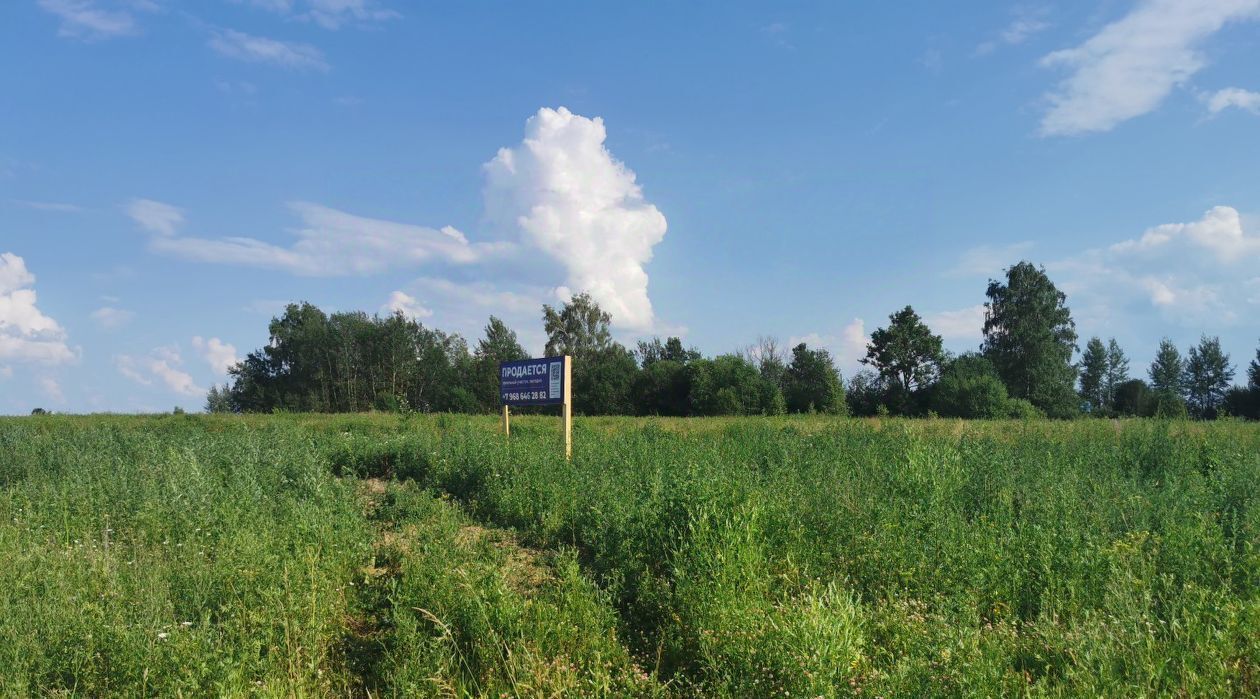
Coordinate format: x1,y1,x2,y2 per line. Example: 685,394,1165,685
975,6,1051,55
144,201,506,275
1203,87,1260,115
207,29,329,71
38,0,138,40
1039,0,1260,136
116,345,203,397
239,0,399,30
926,305,987,342
12,199,84,213
91,306,135,329
126,198,184,236
950,242,1035,277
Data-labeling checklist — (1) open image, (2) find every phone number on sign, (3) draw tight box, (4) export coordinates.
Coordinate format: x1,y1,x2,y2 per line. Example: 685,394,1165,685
502,391,550,401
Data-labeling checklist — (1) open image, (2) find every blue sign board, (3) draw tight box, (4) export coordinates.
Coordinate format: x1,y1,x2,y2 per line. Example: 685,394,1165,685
500,357,566,406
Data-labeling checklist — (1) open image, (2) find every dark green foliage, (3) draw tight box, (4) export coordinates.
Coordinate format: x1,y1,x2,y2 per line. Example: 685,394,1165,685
1104,338,1130,408
782,343,846,414
636,336,700,368
227,303,473,413
982,261,1079,418
687,355,784,416
544,293,637,415
1078,337,1108,413
931,353,1011,419
573,344,639,415
862,306,944,398
204,383,233,413
1113,379,1152,417
1149,338,1186,400
471,316,528,411
846,369,885,417
1184,335,1234,419
631,360,693,416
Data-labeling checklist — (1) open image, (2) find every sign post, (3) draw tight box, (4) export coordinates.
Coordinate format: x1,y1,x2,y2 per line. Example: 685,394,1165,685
499,355,572,459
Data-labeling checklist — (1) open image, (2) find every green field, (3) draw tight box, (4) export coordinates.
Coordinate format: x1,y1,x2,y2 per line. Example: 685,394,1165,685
1,415,1257,697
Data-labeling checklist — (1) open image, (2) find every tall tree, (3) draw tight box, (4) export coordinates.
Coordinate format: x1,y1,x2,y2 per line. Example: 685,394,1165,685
782,343,846,414
543,292,613,357
1104,338,1130,409
742,336,788,389
636,336,699,368
542,293,636,415
862,306,944,396
981,261,1079,418
1249,339,1260,390
472,316,527,410
1077,337,1108,413
1148,338,1185,398
1184,335,1234,419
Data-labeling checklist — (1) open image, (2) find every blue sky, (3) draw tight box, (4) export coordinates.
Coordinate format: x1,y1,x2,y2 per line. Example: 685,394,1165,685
2,0,1259,413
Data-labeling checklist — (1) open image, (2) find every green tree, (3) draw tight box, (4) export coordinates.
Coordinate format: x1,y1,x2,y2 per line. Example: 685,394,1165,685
1113,379,1152,417
1103,338,1129,409
981,261,1079,418
1184,335,1233,419
688,355,783,416
204,384,233,413
1249,339,1260,390
472,316,528,411
1078,337,1108,413
1148,338,1186,399
543,293,636,415
636,336,700,368
862,306,944,410
743,336,788,391
782,343,846,414
543,292,613,357
846,369,885,417
931,353,1011,419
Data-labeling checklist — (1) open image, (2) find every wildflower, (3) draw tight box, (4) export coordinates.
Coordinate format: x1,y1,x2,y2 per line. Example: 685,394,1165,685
157,632,169,640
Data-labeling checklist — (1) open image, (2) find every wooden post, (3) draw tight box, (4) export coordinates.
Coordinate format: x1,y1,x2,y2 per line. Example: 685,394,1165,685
502,404,510,436
562,355,572,460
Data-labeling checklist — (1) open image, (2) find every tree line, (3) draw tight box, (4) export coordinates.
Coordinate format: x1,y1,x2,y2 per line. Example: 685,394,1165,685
209,261,1260,420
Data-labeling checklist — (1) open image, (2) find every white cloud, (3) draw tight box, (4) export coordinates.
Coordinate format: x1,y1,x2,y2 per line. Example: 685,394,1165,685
790,318,868,377
191,336,239,374
0,366,12,380
0,253,75,365
1049,206,1258,329
207,29,329,71
38,0,137,40
13,200,84,213
1039,0,1260,136
927,305,987,342
1109,206,1260,262
240,0,399,29
381,291,432,319
951,242,1034,277
976,7,1051,55
116,346,204,397
39,377,64,403
148,201,502,275
91,306,135,329
484,107,668,331
411,277,543,315
1204,87,1260,114
126,198,184,236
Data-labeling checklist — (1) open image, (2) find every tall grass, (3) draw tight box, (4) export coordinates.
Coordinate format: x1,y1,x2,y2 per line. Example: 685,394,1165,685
2,414,1257,696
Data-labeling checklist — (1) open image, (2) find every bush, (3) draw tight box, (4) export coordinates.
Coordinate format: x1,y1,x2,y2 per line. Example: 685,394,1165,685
932,354,1010,419
1005,398,1044,420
